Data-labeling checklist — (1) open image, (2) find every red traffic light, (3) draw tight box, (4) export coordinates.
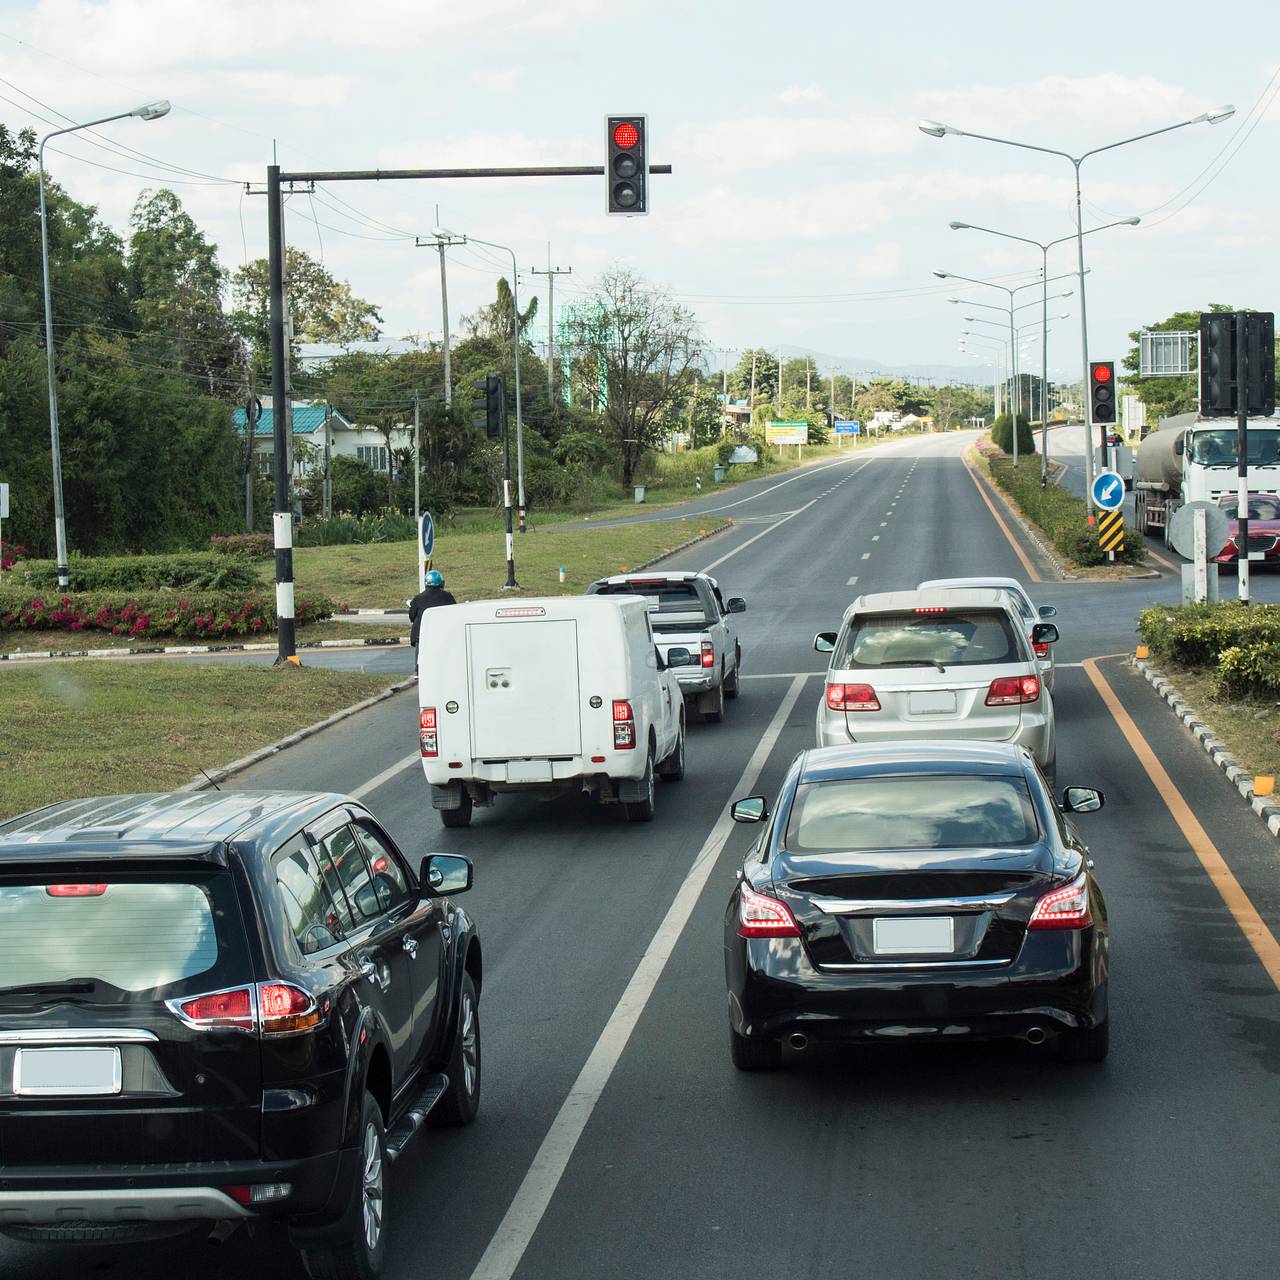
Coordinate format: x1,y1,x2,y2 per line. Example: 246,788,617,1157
1092,364,1113,383
612,121,639,149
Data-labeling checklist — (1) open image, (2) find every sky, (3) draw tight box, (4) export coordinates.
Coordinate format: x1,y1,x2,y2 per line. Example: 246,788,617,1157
1,0,1277,387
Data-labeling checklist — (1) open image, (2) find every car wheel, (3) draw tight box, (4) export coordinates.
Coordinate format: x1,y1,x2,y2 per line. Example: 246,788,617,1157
729,1026,782,1072
623,750,656,822
657,723,686,781
700,677,725,724
430,973,481,1127
1052,1018,1109,1063
724,650,741,699
439,789,473,829
301,1091,386,1280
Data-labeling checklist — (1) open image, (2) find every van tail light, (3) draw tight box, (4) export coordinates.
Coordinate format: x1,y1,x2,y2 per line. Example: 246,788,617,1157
826,682,880,712
986,674,1040,706
737,882,802,938
1027,871,1092,930
45,883,108,897
168,983,321,1037
419,706,438,757
1033,641,1050,658
701,640,715,668
613,699,636,749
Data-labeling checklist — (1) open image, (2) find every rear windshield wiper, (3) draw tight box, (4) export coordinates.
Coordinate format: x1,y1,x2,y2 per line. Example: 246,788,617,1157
0,980,97,997
886,659,948,672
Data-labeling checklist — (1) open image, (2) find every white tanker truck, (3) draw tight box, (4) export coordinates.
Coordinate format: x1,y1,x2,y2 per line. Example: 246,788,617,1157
1133,410,1280,543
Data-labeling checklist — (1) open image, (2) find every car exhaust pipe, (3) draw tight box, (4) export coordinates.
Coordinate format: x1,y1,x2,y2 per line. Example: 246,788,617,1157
1025,1026,1046,1046
788,1032,809,1051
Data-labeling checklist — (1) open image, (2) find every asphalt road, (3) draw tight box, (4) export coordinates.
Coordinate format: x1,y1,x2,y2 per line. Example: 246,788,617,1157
7,432,1278,1279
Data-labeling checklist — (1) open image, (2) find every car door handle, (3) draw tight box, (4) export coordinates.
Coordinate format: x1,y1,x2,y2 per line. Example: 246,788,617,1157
359,961,379,984
402,935,419,959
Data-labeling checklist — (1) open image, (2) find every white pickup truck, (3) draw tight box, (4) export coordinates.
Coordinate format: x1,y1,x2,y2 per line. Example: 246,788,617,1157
586,572,746,722
416,596,689,827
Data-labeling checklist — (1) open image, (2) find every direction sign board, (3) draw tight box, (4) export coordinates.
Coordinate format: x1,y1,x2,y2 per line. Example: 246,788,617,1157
1091,470,1125,511
1097,509,1125,553
833,419,861,435
765,421,809,445
418,511,435,592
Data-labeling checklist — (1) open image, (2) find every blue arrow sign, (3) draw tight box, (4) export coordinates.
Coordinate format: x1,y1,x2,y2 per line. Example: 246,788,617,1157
1091,470,1125,512
419,511,435,559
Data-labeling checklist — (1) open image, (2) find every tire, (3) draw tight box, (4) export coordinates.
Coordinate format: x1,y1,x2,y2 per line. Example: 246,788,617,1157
1053,1017,1110,1063
439,789,473,829
729,1026,782,1072
700,677,725,724
622,750,656,822
657,723,686,782
724,649,741,699
301,1092,387,1280
430,973,481,1128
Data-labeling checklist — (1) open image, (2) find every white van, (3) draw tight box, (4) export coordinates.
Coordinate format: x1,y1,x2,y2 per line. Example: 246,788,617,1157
416,596,689,827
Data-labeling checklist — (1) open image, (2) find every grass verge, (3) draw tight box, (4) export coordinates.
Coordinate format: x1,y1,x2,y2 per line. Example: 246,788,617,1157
279,517,726,609
1154,661,1280,780
0,663,402,819
0,620,406,655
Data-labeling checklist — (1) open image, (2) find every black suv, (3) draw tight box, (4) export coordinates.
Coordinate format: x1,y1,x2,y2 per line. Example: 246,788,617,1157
0,790,482,1279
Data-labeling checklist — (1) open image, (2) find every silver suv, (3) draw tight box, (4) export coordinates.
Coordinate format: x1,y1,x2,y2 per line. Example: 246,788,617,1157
814,588,1057,785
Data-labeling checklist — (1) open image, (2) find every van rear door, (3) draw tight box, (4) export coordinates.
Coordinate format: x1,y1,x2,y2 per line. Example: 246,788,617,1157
467,619,583,759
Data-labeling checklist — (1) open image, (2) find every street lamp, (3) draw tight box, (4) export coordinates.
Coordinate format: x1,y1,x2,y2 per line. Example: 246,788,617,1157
951,217,1140,481
39,100,170,589
433,224,527,532
921,105,1233,502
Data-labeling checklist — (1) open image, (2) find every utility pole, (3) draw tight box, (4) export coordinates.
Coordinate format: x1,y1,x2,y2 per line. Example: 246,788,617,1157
806,356,812,410
416,227,466,405
266,163,296,665
776,347,783,416
749,351,757,410
413,391,421,527
531,248,571,407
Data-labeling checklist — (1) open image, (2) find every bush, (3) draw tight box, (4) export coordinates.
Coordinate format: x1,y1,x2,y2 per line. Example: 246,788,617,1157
15,551,260,593
991,413,1036,457
0,587,334,641
1216,641,1280,699
1,540,28,572
210,532,274,558
1137,602,1280,667
295,511,418,547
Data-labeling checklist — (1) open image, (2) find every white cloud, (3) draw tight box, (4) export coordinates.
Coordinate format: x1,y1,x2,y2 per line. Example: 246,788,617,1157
778,85,824,105
672,112,909,174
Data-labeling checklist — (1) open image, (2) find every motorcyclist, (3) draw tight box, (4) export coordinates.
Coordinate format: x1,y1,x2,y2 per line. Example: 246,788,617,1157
409,570,457,650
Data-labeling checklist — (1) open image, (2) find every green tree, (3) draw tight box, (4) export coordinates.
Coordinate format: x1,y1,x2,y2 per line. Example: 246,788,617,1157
462,277,537,344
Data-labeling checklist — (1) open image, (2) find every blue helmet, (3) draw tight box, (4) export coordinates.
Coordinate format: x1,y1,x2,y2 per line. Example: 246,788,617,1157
424,570,445,588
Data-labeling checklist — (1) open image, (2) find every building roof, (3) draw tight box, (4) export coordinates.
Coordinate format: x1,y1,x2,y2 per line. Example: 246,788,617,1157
231,404,353,437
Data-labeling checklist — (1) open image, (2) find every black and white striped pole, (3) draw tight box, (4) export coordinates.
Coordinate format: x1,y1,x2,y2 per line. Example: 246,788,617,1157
266,164,298,665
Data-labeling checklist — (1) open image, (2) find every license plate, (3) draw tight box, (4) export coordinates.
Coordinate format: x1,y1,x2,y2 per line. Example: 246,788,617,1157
13,1047,122,1097
908,690,957,716
506,759,553,784
872,916,954,955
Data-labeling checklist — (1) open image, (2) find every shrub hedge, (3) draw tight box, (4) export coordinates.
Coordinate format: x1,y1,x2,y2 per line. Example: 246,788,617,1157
1217,641,1280,699
15,551,260,593
991,413,1036,457
210,532,274,558
1136,602,1280,666
0,588,334,641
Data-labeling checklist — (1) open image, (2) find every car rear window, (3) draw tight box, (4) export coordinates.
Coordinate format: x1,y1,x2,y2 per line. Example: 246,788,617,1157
838,609,1020,668
786,776,1038,851
0,876,238,994
594,580,710,625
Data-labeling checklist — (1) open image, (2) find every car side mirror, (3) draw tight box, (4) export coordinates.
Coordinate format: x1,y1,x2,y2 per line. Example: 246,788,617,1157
814,631,837,653
1037,604,1057,619
1061,787,1104,814
1031,622,1059,645
731,796,768,823
665,646,693,668
422,853,473,896
726,597,747,614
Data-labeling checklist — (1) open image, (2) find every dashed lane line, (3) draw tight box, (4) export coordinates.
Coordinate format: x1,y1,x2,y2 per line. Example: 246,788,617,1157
861,552,871,560
467,675,813,1280
351,751,419,800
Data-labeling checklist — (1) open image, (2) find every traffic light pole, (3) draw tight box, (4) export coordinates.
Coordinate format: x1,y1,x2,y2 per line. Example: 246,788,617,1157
1236,310,1250,605
500,378,518,590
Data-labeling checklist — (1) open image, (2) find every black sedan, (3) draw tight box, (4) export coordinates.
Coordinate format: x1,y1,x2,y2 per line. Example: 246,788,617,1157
723,741,1109,1070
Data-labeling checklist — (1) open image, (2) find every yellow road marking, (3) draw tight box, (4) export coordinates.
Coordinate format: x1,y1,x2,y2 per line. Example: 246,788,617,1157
961,452,1042,583
1146,544,1180,572
1082,657,1280,991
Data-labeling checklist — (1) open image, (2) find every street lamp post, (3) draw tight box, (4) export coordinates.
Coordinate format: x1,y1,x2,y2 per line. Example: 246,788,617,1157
39,100,170,589
921,106,1234,505
950,219,1139,484
433,226,527,531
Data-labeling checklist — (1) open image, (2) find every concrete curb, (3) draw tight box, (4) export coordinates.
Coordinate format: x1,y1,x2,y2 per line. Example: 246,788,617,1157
180,677,418,792
339,608,408,616
1133,657,1280,841
0,636,409,664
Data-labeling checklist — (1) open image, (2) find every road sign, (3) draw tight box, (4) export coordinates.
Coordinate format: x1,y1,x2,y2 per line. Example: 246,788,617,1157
1091,470,1125,511
1097,509,1125,552
1168,500,1230,562
833,419,861,435
765,421,809,445
418,511,435,593
0,482,8,519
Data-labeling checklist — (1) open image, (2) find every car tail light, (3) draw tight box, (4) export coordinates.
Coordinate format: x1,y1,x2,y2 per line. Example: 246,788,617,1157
171,985,256,1033
701,640,715,668
613,698,635,749
46,883,108,897
1028,871,1092,930
258,982,322,1036
1033,641,1050,658
737,881,802,938
914,606,946,614
826,682,880,712
986,674,1040,706
222,1183,292,1206
419,706,438,757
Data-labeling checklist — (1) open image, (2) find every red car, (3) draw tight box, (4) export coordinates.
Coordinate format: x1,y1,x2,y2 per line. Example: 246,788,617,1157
1214,494,1280,567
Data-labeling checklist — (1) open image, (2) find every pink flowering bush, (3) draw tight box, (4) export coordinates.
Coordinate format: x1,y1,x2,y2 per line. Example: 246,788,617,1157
1,540,27,572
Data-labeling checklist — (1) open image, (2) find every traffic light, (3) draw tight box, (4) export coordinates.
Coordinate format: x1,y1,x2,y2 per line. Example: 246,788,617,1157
472,375,504,439
1089,361,1115,423
606,115,647,215
1199,311,1276,418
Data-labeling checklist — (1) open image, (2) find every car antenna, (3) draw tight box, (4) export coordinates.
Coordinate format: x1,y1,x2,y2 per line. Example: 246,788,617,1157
199,768,222,792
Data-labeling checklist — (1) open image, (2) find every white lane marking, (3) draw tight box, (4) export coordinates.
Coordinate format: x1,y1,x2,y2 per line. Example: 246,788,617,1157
861,552,871,560
699,498,816,572
743,671,824,680
847,576,858,585
468,675,812,1280
872,535,880,541
879,521,888,527
351,752,419,799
